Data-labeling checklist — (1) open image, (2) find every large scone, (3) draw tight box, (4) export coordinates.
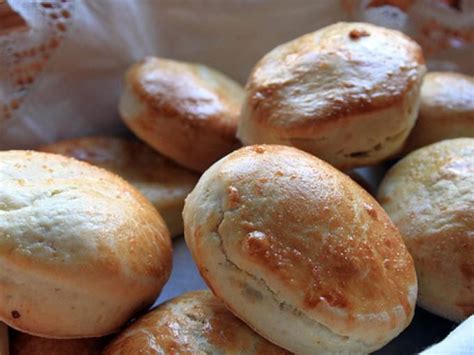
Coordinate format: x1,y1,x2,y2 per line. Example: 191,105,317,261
103,290,289,354
238,22,426,169
0,151,172,338
39,137,199,237
404,72,474,152
183,145,417,354
10,330,106,355
119,57,243,172
378,138,474,322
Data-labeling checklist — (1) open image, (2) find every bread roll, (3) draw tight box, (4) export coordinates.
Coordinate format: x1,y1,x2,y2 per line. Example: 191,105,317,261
0,151,172,338
9,330,106,355
238,22,426,169
39,137,199,237
119,57,243,172
378,138,474,322
404,72,474,152
103,290,289,354
183,145,417,354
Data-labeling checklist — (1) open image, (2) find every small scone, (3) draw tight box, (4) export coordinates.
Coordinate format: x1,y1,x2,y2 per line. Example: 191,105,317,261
103,290,289,354
378,138,474,322
0,151,172,338
238,22,426,169
183,145,417,354
10,330,106,355
119,57,244,172
39,137,199,237
404,72,474,152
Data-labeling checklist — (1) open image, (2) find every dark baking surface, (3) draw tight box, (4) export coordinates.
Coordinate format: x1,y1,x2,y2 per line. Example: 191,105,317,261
375,308,456,354
156,237,456,354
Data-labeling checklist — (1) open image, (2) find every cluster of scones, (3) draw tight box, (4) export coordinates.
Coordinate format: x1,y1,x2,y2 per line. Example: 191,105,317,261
1,22,473,354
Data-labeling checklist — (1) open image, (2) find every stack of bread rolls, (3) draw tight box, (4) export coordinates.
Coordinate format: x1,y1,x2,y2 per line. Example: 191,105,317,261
1,21,472,354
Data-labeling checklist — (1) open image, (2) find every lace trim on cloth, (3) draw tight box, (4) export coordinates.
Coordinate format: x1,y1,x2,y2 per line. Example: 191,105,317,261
341,0,474,57
0,0,74,124
0,0,472,128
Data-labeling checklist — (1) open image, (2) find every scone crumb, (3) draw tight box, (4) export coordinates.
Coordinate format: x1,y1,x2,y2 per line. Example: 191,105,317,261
363,203,378,220
242,231,270,256
349,29,370,39
227,186,241,208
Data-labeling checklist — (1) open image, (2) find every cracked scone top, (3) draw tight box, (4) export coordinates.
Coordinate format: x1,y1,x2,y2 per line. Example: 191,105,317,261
0,151,172,338
183,145,417,354
103,290,290,354
238,22,426,169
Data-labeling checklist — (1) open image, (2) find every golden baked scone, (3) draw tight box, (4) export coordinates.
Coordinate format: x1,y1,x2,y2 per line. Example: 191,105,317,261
10,330,106,355
119,57,243,172
183,145,417,354
39,137,199,237
404,72,474,152
238,22,426,169
103,290,290,354
0,151,172,338
378,138,474,322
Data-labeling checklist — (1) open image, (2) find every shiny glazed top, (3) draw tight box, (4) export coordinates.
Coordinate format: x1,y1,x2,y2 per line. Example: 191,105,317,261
103,291,290,354
126,56,243,138
245,22,425,133
201,145,417,334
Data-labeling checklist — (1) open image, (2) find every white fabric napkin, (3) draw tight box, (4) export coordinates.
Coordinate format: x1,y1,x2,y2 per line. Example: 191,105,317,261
422,316,474,354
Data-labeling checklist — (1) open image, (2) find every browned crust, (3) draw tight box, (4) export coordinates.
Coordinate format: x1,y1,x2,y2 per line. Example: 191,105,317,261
103,291,290,354
122,57,244,172
245,22,425,135
185,145,417,343
222,145,415,317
